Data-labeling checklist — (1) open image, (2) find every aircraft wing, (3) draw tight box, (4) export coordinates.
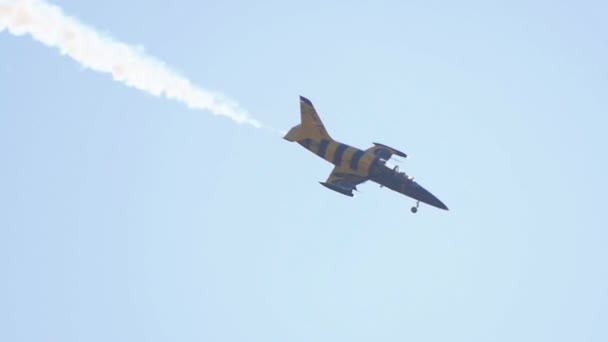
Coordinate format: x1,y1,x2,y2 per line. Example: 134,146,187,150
320,167,368,197
365,142,408,160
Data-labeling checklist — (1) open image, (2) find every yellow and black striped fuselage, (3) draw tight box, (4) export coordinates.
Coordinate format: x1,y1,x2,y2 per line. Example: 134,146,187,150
298,137,376,176
285,95,449,211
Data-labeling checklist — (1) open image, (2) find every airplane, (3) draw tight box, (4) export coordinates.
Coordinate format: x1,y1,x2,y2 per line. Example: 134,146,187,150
284,96,448,213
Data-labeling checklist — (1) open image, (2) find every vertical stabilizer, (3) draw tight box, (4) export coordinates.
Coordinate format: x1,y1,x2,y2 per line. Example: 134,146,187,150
298,96,332,139
284,96,333,142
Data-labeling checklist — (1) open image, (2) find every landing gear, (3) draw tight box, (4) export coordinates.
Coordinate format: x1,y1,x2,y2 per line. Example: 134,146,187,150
411,201,420,214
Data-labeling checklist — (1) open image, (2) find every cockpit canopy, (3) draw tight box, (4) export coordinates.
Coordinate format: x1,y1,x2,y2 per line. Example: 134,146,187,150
392,165,405,175
392,165,413,180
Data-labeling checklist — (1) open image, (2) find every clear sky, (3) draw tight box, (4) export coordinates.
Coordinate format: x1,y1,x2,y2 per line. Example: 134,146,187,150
1,0,607,341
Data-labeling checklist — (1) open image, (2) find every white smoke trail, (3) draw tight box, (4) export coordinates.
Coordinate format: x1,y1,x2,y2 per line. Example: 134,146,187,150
0,0,262,127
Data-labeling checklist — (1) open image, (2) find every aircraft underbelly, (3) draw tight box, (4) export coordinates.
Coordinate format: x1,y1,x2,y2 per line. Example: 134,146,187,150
394,181,447,210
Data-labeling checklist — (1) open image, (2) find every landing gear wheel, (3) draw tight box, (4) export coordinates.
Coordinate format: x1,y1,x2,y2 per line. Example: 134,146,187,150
411,201,420,214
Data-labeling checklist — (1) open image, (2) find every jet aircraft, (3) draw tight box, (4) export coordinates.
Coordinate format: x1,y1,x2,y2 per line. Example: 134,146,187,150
284,96,448,213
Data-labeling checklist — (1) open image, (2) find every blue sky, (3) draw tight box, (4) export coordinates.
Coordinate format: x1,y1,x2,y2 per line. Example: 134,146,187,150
1,0,607,341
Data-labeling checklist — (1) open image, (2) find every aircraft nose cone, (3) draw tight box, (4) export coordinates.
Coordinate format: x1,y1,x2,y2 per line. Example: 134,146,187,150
406,182,449,210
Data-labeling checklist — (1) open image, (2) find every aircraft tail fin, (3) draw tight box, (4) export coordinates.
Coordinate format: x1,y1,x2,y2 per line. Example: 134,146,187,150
284,96,332,142
298,96,332,139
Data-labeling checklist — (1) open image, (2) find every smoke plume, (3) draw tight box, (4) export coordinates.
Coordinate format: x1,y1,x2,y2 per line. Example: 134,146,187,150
0,0,262,127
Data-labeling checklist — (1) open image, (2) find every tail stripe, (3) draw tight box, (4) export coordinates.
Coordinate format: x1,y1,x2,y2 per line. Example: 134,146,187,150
350,149,365,170
333,144,349,165
318,139,330,158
